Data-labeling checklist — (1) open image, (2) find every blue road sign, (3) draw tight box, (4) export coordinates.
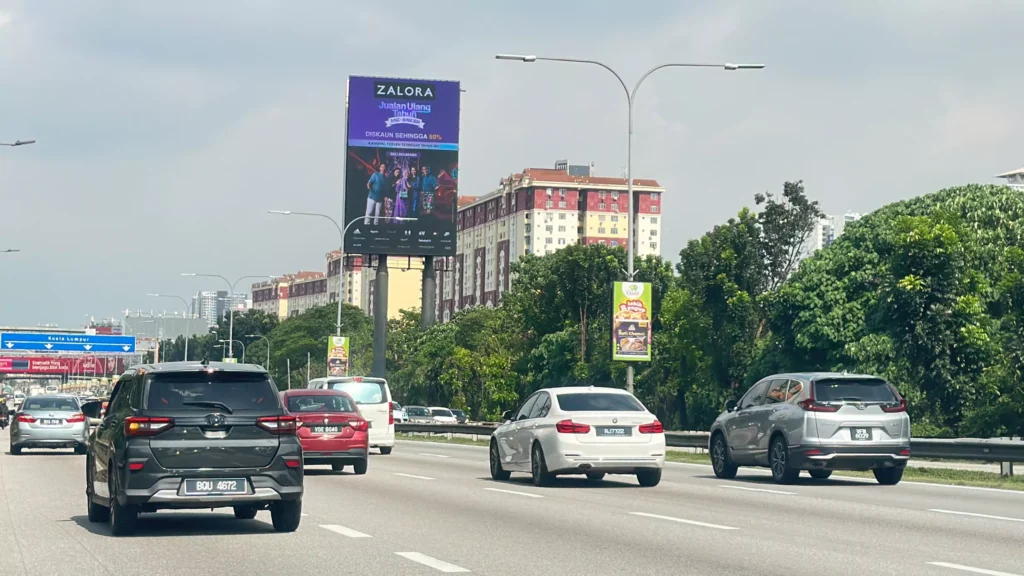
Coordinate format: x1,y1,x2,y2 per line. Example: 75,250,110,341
0,332,137,353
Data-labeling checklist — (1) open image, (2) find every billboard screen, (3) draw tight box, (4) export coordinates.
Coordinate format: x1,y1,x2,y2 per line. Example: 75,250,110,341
0,356,124,375
611,281,653,362
343,76,460,257
327,336,350,377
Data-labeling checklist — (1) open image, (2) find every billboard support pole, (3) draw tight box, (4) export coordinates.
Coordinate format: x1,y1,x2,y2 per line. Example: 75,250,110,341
421,256,436,329
372,255,389,377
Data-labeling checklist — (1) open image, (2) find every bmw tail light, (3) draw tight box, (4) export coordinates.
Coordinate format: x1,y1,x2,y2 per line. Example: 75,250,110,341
124,416,173,437
257,415,297,435
639,421,664,434
555,419,590,434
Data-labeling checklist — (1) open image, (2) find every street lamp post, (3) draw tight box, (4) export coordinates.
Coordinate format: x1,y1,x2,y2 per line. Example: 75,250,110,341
219,339,245,363
496,53,763,392
146,293,193,361
268,211,418,338
181,274,276,359
247,334,271,368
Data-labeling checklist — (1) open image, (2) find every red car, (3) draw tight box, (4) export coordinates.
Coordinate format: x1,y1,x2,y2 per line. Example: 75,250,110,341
281,389,369,474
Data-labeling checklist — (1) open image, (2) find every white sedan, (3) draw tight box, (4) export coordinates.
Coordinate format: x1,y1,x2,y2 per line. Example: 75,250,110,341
489,386,666,487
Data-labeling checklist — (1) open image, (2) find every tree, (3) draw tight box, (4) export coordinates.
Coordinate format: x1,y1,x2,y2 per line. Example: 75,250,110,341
756,180,825,291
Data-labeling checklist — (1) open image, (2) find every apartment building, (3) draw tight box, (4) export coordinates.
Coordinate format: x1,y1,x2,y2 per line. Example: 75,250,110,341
191,291,247,327
800,212,863,261
326,250,365,310
997,167,1024,191
435,163,663,322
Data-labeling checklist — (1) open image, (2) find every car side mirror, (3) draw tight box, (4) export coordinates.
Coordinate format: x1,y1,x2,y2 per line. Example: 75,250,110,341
725,399,738,413
501,410,514,422
81,400,103,419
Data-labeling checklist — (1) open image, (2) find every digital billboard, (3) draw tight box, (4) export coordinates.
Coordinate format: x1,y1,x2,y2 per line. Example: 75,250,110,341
343,76,460,256
327,336,350,377
611,281,653,362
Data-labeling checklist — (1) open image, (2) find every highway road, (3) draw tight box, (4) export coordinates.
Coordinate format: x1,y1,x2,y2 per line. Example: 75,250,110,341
1,433,1022,576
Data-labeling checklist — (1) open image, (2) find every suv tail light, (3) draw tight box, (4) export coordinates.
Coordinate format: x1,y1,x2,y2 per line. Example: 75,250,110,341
555,419,590,434
388,402,394,426
257,415,297,435
67,413,86,423
17,413,35,423
349,420,369,432
639,421,664,434
881,398,907,413
125,416,173,437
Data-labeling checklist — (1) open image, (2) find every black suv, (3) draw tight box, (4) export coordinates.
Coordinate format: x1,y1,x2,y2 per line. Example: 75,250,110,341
82,362,303,536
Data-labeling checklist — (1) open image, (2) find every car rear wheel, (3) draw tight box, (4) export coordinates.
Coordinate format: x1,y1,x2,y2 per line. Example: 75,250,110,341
331,463,346,472
531,443,554,487
636,468,662,487
769,437,800,485
585,472,606,481
809,469,833,480
233,506,259,520
108,466,138,536
489,441,511,481
352,459,368,475
270,498,302,532
86,457,110,523
710,433,738,479
873,467,904,485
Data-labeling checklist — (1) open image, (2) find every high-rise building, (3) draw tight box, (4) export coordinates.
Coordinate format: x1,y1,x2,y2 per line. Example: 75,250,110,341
326,250,365,310
435,162,664,322
191,290,247,326
996,167,1024,191
800,212,862,262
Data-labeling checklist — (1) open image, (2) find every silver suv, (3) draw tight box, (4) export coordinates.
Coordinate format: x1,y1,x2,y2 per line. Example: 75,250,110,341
709,373,910,485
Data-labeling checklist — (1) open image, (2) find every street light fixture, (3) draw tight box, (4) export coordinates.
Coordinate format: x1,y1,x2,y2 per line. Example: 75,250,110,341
497,52,764,393
0,140,36,147
146,293,193,361
219,339,245,363
181,273,277,359
247,334,271,368
268,210,418,337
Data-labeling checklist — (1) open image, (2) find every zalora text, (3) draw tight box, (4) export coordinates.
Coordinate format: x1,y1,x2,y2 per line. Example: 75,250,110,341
374,81,436,101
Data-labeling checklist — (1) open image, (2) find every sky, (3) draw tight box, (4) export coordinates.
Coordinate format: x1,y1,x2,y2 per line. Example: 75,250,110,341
1,0,1022,328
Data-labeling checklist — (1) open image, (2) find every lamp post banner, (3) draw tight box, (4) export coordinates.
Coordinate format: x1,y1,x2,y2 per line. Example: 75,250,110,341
611,281,653,362
343,76,460,256
327,336,350,377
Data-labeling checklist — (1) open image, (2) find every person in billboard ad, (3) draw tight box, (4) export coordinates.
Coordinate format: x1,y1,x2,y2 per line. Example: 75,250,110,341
343,76,460,257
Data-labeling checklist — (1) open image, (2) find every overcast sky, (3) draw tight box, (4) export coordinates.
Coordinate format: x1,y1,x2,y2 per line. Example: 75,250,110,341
1,0,1021,328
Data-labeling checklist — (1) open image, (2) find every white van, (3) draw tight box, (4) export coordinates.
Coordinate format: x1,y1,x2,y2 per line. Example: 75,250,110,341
307,376,395,454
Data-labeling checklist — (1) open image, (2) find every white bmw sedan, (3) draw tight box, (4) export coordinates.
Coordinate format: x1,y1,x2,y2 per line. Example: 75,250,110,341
489,386,666,487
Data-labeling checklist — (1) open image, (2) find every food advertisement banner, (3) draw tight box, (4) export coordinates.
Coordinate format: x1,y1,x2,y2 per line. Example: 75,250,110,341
327,336,350,377
612,281,652,362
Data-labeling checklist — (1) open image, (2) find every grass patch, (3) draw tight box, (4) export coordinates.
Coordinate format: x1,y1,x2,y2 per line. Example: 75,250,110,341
397,433,1023,491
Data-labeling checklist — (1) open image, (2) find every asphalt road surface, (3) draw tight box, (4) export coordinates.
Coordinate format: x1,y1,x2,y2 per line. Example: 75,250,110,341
1,432,1022,576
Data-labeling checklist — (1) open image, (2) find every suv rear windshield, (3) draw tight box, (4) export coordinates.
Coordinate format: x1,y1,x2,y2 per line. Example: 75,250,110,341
24,397,79,411
287,395,355,413
327,381,387,404
145,371,278,412
431,408,453,417
813,379,898,403
555,393,645,412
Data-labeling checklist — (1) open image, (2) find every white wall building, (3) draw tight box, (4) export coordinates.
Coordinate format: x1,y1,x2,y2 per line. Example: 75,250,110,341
997,167,1024,191
800,212,862,261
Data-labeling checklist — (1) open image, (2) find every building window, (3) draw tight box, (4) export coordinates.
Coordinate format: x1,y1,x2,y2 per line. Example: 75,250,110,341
546,188,552,195
559,188,566,196
558,201,567,208
610,240,619,247
611,191,619,199
611,215,619,222
545,237,553,244
651,217,658,224
599,214,606,221
651,205,659,213
545,225,553,232
651,242,658,250
612,204,619,212
599,203,606,210
558,238,567,245
598,227,606,234
599,191,606,199
611,228,619,234
558,213,566,220
546,200,553,208
651,192,659,200
650,230,658,236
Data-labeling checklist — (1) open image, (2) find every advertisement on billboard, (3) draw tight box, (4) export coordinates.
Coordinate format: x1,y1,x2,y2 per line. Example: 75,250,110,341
611,281,653,362
343,76,460,257
327,336,350,377
0,356,124,375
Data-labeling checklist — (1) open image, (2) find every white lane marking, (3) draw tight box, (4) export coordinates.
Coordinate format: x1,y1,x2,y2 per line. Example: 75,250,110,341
904,481,1024,496
393,472,435,480
629,512,738,531
928,509,1024,524
926,561,1022,576
418,453,451,458
320,524,372,538
718,484,796,495
484,487,544,498
395,552,470,573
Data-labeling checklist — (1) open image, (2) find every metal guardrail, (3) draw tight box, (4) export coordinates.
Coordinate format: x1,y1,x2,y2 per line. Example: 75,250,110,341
395,423,1024,465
